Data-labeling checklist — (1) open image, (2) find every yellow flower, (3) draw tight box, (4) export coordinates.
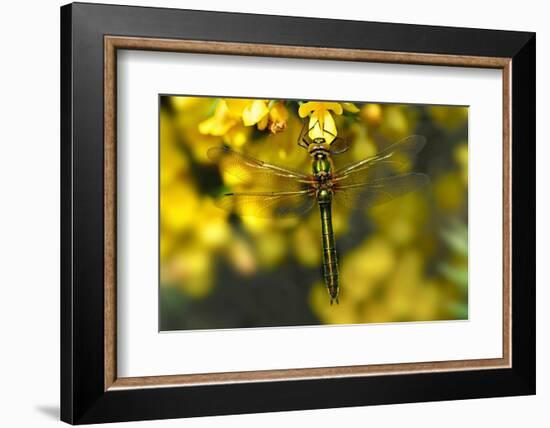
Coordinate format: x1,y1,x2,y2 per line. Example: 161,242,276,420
433,172,464,212
369,192,428,246
292,225,321,267
454,143,468,186
254,230,287,268
160,181,200,233
309,281,359,324
165,245,214,298
199,98,289,145
360,103,383,126
267,102,289,134
298,101,343,143
341,102,360,113
195,197,230,249
225,237,257,276
297,101,359,143
342,237,395,284
198,100,251,146
198,100,238,136
379,105,411,140
222,123,251,147
160,110,189,187
428,106,468,129
225,99,270,127
170,96,206,112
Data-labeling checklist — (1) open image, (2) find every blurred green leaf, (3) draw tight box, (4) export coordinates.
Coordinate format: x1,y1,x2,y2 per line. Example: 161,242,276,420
447,301,468,319
441,222,468,256
206,98,219,117
439,264,468,290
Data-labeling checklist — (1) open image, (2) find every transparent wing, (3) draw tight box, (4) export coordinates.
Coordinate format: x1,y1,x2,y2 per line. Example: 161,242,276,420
329,137,351,155
335,135,426,178
208,146,312,191
216,190,316,218
333,173,429,209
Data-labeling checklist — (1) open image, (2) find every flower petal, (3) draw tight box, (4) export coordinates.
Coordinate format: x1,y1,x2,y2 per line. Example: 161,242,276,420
323,102,343,115
269,102,289,122
224,99,250,116
308,114,324,140
242,100,269,126
308,110,337,143
257,114,268,130
199,101,240,136
299,101,343,117
321,110,338,143
342,102,359,113
298,101,319,118
268,102,288,133
198,103,237,136
223,124,250,147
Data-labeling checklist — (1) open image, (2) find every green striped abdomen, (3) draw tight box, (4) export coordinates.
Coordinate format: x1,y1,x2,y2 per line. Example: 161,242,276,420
318,198,339,304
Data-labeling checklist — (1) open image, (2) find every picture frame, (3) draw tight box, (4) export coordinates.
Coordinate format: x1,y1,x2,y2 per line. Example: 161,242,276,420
60,2,535,424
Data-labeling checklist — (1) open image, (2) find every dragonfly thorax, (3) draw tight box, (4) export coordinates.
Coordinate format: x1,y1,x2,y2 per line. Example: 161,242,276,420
312,151,332,172
312,151,334,201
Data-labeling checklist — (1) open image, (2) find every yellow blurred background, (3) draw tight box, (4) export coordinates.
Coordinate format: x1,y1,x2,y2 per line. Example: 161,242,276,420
159,96,468,330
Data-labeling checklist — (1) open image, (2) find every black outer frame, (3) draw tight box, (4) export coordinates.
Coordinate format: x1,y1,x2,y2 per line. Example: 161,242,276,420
60,2,535,424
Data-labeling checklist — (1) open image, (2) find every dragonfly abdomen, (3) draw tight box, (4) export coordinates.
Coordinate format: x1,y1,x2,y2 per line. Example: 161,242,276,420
318,190,339,304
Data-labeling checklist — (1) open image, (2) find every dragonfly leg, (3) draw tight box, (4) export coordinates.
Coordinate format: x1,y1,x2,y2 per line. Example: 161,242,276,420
308,120,320,133
298,138,309,149
322,127,336,138
297,120,311,149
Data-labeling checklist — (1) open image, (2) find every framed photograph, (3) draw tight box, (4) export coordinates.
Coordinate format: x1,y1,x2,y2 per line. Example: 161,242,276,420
60,2,535,424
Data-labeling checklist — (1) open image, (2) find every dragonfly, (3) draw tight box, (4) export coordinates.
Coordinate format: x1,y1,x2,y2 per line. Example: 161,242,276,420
208,125,428,305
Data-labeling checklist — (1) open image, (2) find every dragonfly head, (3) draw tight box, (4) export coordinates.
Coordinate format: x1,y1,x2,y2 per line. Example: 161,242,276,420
308,138,331,158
